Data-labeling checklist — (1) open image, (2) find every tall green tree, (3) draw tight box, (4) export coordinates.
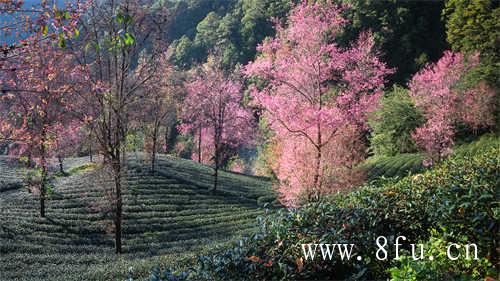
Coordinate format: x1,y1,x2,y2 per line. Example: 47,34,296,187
443,0,499,88
340,0,448,85
168,0,292,70
443,0,499,57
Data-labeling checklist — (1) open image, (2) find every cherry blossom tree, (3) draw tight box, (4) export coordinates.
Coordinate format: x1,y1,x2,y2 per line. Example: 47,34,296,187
409,51,496,160
0,41,87,217
1,1,87,172
245,1,392,205
179,60,255,192
135,53,178,173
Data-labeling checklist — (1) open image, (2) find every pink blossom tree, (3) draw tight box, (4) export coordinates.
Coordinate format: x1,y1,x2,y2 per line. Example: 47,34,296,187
1,0,87,174
135,53,178,173
409,51,496,160
244,1,392,205
0,42,87,217
179,61,255,192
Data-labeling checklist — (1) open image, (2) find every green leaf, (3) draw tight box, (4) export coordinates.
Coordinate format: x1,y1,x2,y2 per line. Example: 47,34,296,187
123,33,135,45
116,13,124,24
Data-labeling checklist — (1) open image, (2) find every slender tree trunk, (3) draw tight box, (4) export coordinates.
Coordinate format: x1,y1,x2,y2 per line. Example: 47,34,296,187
40,128,47,218
151,143,156,173
115,116,125,254
40,164,46,218
198,125,202,163
164,126,169,153
311,122,322,201
89,133,93,162
213,164,218,193
151,125,157,173
312,146,321,200
212,140,219,193
27,148,33,168
113,99,124,254
58,156,65,174
113,155,122,254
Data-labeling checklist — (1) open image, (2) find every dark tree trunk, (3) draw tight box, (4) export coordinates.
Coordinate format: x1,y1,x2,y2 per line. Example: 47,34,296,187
40,129,47,218
89,129,93,162
113,157,122,254
311,122,322,201
311,145,321,200
164,126,169,153
40,177,46,217
89,144,93,162
212,141,219,193
58,156,64,174
151,145,156,173
198,125,202,163
113,102,124,254
213,165,218,193
151,125,157,174
27,148,34,168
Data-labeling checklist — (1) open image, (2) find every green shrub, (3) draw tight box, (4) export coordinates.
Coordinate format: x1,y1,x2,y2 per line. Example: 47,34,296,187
67,163,98,175
388,230,496,281
368,86,424,156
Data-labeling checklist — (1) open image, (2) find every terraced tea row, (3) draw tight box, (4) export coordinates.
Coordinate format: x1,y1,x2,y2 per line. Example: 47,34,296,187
0,156,27,192
0,155,275,281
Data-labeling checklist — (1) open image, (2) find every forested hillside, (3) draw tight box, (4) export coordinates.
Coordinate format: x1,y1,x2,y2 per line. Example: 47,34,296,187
164,0,449,85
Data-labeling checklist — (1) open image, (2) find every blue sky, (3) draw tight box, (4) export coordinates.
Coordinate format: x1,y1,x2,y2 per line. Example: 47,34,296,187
1,0,69,45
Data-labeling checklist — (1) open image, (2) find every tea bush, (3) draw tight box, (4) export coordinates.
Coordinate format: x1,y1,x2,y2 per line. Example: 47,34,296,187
0,154,274,281
146,147,498,280
388,229,495,281
360,133,499,181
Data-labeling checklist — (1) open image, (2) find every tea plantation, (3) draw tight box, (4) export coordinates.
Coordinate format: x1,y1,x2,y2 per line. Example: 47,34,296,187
360,133,500,180
0,154,276,281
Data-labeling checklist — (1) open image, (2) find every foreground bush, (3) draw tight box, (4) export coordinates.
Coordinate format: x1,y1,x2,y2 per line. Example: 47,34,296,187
139,147,498,280
388,229,495,281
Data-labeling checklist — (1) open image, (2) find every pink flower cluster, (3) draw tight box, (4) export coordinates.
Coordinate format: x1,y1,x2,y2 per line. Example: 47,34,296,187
409,51,495,160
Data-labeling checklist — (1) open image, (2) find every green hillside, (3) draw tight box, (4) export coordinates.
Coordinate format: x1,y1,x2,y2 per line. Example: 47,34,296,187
360,133,500,181
0,154,276,281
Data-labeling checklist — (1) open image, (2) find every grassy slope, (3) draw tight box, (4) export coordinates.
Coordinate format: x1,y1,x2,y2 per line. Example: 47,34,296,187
360,133,500,181
0,153,275,281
